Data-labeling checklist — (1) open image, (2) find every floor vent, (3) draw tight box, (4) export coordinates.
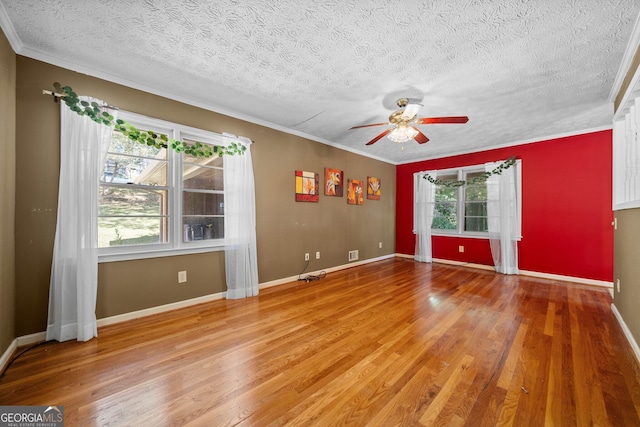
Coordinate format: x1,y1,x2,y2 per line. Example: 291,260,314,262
348,250,359,262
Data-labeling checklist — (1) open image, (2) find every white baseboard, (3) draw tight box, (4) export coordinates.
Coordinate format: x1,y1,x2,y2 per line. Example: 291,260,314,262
432,258,496,271
16,332,46,346
0,339,17,374
519,269,613,288
0,332,46,375
97,292,226,328
611,303,640,366
397,253,613,288
259,254,396,289
397,254,494,271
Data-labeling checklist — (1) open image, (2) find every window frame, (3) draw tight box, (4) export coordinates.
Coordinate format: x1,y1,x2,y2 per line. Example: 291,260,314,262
424,161,522,240
98,111,228,263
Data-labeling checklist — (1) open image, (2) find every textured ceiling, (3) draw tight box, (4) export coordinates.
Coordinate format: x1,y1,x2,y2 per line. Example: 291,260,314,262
1,0,639,164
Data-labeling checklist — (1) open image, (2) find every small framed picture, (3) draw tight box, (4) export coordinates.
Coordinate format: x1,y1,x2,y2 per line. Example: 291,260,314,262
295,170,319,202
347,179,364,205
367,177,381,200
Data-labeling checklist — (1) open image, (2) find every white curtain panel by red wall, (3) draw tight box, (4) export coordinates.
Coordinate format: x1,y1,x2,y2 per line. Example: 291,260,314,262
413,171,437,263
485,161,520,275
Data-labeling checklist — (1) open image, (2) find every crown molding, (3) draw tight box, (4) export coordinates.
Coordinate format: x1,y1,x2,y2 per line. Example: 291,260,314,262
394,125,612,165
0,1,22,52
609,10,640,102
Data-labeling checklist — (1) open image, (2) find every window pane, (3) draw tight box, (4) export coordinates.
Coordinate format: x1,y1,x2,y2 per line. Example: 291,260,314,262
465,217,488,232
465,171,486,183
98,217,168,248
432,174,458,231
183,152,223,168
465,185,487,201
102,153,168,186
183,217,224,241
109,132,167,159
99,187,168,216
465,202,487,217
183,166,223,190
432,201,457,230
435,186,457,201
183,192,224,215
98,187,169,248
432,216,457,230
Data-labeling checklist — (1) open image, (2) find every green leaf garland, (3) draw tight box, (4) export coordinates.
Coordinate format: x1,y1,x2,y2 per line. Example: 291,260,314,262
52,82,247,157
423,156,517,187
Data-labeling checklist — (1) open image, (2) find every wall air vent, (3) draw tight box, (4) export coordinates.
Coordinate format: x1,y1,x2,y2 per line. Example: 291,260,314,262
348,250,359,262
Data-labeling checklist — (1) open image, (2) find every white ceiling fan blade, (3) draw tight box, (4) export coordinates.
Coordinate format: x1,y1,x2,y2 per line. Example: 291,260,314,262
401,103,423,120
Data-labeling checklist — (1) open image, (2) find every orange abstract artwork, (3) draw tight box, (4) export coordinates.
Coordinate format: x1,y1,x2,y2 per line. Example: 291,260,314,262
324,168,344,196
367,177,381,200
347,179,364,205
295,170,319,202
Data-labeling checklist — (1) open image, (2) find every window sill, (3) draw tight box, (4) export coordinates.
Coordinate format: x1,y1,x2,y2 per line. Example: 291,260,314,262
98,244,226,263
431,231,491,240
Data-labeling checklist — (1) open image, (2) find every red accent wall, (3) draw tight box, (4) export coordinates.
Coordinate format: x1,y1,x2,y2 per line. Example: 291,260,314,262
396,130,613,282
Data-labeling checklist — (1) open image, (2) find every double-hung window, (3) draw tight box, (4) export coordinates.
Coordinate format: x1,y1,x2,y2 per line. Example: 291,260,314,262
98,111,227,261
429,163,521,237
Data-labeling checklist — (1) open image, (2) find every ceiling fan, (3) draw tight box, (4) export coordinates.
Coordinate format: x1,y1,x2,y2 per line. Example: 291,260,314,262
350,98,469,146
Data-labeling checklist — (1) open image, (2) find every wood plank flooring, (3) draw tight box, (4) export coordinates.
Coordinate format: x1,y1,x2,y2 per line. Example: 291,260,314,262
1,258,639,426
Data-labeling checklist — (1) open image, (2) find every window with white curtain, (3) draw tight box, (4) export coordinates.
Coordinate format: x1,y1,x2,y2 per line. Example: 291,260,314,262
432,173,459,231
98,111,228,261
429,163,521,238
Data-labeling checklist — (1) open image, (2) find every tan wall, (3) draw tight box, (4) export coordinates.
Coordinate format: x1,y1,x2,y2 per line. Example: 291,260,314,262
15,57,395,336
613,209,640,343
0,30,16,356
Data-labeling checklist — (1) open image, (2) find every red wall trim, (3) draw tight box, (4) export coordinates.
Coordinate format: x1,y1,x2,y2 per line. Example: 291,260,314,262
395,130,613,282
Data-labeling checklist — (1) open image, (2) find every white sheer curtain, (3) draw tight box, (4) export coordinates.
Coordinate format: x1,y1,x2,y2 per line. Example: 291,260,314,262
485,161,519,275
413,171,437,263
223,135,259,299
47,97,115,342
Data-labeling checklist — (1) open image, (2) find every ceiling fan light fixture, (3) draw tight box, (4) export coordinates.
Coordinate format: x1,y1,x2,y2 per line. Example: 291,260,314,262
387,124,418,143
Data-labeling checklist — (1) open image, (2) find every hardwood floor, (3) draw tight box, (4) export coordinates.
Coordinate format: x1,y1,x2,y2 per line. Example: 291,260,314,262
1,258,639,426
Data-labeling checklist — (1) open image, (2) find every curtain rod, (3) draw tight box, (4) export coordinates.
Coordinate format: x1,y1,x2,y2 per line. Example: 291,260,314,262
42,88,253,144
41,89,118,110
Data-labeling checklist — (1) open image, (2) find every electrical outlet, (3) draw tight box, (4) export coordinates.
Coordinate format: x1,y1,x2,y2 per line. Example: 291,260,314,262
305,253,310,261
316,251,320,259
458,245,464,253
379,242,382,248
617,279,621,293
178,271,187,283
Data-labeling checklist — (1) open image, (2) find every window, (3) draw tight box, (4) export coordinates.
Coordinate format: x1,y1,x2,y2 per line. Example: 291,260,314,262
429,163,521,237
464,171,488,232
432,174,458,230
182,142,224,241
98,111,228,261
